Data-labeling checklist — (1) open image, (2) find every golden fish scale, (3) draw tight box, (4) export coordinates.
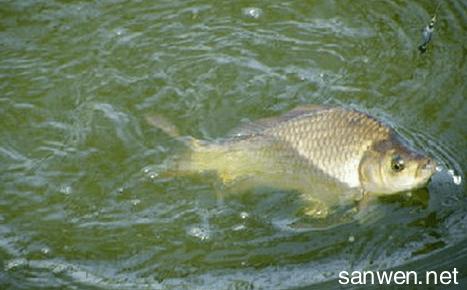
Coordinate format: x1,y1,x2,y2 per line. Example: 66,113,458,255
261,108,391,187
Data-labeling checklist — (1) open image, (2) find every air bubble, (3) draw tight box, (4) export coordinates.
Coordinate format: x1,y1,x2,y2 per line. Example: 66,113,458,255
144,167,159,180
41,247,51,255
187,226,210,241
115,28,125,36
242,7,263,19
60,185,72,195
240,211,249,219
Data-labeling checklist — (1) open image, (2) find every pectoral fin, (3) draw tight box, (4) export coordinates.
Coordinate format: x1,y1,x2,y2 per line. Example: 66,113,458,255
356,191,378,212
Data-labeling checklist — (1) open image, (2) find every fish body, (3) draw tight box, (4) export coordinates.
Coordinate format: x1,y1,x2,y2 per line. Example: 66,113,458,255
150,105,436,215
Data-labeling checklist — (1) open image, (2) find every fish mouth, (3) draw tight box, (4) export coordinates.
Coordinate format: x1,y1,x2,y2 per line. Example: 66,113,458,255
417,158,437,181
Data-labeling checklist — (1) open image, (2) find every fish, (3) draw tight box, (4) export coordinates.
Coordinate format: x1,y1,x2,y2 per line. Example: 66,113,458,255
418,13,437,53
147,105,436,217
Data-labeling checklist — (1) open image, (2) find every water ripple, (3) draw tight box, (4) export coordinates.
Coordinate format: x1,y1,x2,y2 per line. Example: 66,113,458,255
0,0,465,289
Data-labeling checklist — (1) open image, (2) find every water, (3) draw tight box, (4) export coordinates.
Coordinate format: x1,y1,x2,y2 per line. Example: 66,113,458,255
0,0,465,289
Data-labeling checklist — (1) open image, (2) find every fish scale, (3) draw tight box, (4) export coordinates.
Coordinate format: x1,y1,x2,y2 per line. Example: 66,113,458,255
262,108,389,188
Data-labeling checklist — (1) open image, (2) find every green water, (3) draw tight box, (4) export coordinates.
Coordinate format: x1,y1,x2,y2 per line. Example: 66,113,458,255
1,0,466,289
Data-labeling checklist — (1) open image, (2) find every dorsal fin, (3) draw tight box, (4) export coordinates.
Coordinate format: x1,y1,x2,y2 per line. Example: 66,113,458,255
228,104,331,137
280,104,329,119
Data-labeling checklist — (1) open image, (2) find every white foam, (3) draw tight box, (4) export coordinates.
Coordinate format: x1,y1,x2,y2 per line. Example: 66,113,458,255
187,226,210,241
240,211,249,219
242,7,263,19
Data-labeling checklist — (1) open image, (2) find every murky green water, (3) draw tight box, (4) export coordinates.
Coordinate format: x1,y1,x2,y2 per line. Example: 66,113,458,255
1,0,466,289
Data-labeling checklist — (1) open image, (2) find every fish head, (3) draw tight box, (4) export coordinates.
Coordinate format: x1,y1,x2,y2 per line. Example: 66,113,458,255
359,134,436,195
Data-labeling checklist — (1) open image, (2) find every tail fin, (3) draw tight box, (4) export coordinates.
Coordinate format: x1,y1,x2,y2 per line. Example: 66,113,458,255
145,114,201,150
146,115,180,139
145,114,208,178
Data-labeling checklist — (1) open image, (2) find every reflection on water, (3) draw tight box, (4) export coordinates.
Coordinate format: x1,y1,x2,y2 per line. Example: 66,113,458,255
0,0,465,289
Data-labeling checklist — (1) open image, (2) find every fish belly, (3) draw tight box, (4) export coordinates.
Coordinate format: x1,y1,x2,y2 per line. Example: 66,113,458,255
185,138,358,206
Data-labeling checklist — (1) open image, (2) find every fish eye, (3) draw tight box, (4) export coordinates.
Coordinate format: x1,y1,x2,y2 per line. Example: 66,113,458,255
391,155,405,172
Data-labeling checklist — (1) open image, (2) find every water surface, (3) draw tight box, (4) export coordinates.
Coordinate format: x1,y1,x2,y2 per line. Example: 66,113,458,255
0,0,466,289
